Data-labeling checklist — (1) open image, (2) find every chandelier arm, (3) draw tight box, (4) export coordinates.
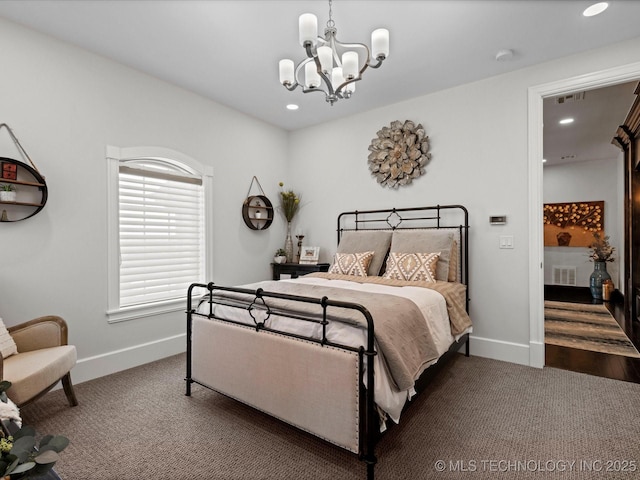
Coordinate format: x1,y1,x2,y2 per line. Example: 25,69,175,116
366,58,385,69
283,82,300,92
334,77,360,95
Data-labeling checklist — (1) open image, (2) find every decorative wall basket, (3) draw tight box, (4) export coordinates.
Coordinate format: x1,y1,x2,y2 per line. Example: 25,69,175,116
367,120,430,188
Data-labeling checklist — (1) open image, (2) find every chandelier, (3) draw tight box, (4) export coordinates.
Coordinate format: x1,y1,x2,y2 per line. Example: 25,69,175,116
278,0,389,106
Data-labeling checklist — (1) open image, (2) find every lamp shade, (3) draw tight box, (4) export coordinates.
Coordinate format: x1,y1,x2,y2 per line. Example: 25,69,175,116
317,46,333,74
305,62,321,88
279,59,295,85
342,51,359,80
299,13,318,47
331,67,344,90
371,28,389,59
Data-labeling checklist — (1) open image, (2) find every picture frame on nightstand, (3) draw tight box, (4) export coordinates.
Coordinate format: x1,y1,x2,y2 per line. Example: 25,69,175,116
299,246,320,264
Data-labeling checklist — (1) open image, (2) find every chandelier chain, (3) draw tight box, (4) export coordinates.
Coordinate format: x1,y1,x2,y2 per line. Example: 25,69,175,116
327,0,335,28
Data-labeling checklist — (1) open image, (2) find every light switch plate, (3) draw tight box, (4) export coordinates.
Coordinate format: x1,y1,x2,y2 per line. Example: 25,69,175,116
499,235,514,249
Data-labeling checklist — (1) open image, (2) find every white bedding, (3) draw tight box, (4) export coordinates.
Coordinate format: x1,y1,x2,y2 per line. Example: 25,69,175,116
196,276,470,424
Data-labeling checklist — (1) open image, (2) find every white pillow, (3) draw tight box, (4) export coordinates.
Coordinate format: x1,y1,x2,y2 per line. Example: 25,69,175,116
0,317,18,359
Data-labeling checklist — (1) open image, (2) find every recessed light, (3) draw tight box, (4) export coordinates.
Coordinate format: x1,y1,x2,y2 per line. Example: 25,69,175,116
286,104,299,111
583,2,608,17
559,118,574,125
542,158,547,163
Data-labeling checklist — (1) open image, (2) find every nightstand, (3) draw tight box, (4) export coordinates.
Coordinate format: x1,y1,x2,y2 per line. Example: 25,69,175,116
271,262,330,280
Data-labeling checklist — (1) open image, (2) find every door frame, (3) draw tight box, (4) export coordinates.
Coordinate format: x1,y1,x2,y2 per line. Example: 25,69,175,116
527,61,640,368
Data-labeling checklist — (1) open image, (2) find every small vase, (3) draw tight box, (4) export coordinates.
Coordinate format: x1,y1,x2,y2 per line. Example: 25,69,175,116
589,261,612,301
284,222,294,263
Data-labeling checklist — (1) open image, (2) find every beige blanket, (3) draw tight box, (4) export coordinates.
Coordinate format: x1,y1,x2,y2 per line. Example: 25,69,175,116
307,273,472,336
207,276,471,391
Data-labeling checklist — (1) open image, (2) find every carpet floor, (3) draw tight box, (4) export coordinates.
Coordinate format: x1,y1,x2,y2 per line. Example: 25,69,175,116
19,353,640,479
544,300,640,358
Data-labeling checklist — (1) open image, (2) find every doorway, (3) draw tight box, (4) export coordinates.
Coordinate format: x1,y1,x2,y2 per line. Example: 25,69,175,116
528,62,640,376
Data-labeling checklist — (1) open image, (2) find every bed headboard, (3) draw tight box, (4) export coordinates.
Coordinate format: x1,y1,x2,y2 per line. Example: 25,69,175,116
336,205,469,308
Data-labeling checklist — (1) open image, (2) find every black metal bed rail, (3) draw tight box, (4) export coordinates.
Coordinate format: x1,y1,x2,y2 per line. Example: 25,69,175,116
186,281,380,478
337,204,468,238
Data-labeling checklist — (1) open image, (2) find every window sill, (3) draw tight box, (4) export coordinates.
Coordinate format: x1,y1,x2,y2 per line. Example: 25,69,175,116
106,297,194,323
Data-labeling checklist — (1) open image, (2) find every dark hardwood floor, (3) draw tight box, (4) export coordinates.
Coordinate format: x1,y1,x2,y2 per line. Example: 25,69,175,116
544,285,640,384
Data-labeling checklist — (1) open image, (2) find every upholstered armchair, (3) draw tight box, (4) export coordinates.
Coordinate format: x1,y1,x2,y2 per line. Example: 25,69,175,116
2,315,78,408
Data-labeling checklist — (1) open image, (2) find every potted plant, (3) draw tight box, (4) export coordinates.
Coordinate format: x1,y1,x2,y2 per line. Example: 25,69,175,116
0,381,69,479
274,248,287,264
0,184,16,203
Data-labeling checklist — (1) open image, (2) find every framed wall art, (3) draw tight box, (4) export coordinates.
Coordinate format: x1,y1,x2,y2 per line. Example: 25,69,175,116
543,201,604,247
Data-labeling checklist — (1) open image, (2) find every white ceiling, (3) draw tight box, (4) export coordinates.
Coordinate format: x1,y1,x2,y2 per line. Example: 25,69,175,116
543,81,637,166
1,0,640,133
0,1,639,168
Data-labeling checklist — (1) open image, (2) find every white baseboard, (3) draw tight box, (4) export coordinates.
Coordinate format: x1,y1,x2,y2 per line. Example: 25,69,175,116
468,335,532,367
71,333,186,385
66,333,540,388
529,341,545,368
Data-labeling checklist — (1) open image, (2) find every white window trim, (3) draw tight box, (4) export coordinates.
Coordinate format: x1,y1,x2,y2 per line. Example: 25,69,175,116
106,145,214,323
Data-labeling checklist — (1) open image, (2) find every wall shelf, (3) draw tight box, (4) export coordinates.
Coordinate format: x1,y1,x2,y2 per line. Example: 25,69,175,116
0,157,48,222
242,194,273,230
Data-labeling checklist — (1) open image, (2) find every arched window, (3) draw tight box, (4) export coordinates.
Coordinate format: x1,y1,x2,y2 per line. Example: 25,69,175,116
106,146,213,322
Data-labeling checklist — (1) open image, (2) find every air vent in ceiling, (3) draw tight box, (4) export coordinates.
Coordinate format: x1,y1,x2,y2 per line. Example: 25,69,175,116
555,92,586,104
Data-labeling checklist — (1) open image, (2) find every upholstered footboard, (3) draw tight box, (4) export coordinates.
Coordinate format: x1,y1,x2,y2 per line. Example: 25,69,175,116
190,316,362,453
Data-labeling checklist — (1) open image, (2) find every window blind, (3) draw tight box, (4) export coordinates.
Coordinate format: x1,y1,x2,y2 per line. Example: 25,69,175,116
119,166,204,307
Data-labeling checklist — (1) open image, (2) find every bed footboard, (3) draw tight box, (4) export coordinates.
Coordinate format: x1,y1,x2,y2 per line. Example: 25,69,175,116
190,316,361,453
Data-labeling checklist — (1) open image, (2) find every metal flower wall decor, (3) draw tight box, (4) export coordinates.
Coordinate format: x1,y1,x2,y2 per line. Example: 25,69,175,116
367,120,430,188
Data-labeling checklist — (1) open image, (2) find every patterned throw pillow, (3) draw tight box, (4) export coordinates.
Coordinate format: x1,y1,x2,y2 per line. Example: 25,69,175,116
383,252,440,282
328,251,375,277
0,317,18,359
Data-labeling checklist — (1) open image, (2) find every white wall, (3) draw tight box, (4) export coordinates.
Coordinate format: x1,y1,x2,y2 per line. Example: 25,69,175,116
0,18,289,382
543,157,623,289
288,35,640,366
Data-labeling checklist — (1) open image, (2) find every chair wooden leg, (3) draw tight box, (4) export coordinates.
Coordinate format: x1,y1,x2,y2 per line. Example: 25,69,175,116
61,372,79,407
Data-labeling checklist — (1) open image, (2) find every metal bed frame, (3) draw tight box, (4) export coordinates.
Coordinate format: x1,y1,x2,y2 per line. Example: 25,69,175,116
186,204,470,480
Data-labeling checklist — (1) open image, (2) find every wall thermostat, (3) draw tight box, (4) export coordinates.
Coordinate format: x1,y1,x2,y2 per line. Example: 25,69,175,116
490,215,507,225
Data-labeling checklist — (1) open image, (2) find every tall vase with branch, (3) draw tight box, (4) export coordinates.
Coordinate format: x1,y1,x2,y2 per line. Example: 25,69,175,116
588,232,614,301
278,182,300,263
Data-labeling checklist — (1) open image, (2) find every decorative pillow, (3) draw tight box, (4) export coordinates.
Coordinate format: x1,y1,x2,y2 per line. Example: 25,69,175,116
329,251,375,277
390,230,455,281
383,252,440,282
0,317,18,359
337,230,392,276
